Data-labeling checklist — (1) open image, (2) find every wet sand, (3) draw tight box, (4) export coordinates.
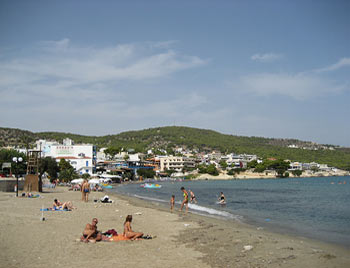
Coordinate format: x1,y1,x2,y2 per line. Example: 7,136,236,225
0,187,349,268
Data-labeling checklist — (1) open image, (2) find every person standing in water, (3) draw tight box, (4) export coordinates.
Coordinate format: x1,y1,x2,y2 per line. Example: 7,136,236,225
179,187,189,213
218,192,226,204
189,189,197,204
170,195,175,212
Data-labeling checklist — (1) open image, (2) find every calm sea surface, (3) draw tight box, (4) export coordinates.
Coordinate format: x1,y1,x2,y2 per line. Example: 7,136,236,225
111,176,350,247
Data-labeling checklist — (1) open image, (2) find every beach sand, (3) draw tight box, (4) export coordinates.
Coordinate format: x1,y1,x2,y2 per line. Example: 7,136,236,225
0,187,349,268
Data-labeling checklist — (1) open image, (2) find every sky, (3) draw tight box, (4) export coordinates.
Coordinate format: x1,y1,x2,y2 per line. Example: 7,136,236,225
0,0,349,146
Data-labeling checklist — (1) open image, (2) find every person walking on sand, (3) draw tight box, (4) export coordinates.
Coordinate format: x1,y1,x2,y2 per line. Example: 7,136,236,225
170,195,175,211
123,215,143,240
179,187,189,213
189,189,197,204
81,180,90,202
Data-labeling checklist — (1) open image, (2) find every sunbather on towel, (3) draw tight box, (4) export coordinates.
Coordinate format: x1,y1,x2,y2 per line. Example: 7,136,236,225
123,215,143,240
82,218,102,243
53,199,75,210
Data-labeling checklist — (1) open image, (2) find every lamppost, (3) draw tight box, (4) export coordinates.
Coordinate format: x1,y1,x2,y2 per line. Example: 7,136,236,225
12,157,23,197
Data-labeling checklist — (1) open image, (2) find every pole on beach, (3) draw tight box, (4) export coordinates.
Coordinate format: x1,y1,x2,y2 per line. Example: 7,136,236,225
41,205,45,221
12,157,23,197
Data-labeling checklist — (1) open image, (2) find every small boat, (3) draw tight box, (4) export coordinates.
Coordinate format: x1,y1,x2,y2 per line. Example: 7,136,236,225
141,183,162,189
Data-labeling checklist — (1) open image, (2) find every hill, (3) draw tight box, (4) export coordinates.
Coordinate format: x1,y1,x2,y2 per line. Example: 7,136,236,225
1,126,349,170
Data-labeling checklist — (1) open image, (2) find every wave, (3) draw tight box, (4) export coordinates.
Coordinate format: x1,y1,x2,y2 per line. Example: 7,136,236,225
188,203,243,221
129,193,242,221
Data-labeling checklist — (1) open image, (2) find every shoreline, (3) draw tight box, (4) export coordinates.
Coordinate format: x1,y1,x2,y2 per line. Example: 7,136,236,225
192,172,350,180
108,187,350,267
1,187,349,268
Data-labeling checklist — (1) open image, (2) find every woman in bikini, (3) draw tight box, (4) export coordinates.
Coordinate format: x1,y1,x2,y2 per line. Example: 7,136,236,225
123,215,143,240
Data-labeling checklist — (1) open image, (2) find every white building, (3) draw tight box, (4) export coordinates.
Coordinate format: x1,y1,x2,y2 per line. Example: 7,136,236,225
289,162,303,170
35,138,96,175
158,156,184,172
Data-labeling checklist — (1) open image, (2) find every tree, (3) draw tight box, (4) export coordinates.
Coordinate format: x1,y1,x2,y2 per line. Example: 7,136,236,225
219,160,228,170
58,159,73,171
81,173,91,179
207,164,219,176
39,157,59,181
247,160,258,169
58,159,78,182
165,168,176,176
291,170,303,177
0,149,27,175
137,168,155,178
59,168,78,182
197,164,207,174
104,147,121,160
227,169,235,176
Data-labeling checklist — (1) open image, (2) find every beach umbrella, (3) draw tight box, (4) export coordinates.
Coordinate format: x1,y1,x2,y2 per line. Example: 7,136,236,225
100,178,112,183
88,178,100,184
71,178,84,184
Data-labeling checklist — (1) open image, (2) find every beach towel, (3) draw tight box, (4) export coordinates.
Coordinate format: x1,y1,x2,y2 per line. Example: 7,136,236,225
40,208,71,211
109,234,130,241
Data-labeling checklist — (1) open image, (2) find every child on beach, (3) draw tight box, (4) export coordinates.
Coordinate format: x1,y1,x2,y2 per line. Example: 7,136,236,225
189,189,197,204
170,195,175,211
179,187,189,213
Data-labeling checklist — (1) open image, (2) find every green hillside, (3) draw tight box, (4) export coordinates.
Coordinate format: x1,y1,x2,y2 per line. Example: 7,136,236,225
1,126,349,170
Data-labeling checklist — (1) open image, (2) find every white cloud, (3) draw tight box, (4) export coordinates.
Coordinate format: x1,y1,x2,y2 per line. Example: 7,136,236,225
251,53,283,62
0,39,207,98
232,72,346,100
314,57,350,73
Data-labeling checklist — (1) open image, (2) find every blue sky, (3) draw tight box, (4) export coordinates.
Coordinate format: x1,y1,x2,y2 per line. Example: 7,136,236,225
1,0,349,146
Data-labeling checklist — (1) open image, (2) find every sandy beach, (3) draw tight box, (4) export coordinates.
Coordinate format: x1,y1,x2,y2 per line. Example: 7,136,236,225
0,187,349,268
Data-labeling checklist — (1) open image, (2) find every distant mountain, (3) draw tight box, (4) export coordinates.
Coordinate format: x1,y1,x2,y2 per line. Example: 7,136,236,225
1,126,349,170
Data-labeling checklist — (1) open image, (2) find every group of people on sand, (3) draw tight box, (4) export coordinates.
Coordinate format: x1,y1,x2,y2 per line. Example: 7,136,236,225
170,187,226,213
81,215,144,243
170,187,197,213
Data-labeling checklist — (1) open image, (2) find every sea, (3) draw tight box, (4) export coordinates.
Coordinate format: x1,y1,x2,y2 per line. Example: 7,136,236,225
110,176,350,248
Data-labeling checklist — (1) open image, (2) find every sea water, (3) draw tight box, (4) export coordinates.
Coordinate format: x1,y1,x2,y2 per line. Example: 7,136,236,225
111,176,350,247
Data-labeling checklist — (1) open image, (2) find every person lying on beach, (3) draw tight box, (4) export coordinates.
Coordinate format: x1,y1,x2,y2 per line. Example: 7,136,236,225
123,215,143,240
179,187,189,213
82,218,102,243
53,199,75,210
